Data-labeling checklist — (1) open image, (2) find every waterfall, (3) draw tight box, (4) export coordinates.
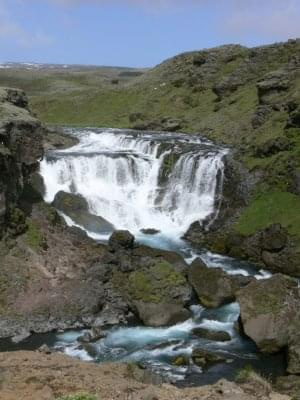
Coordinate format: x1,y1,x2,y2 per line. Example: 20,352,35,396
40,128,227,239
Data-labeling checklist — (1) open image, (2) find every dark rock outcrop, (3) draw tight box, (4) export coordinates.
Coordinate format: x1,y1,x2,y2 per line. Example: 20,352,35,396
257,70,290,105
0,87,43,239
52,191,114,234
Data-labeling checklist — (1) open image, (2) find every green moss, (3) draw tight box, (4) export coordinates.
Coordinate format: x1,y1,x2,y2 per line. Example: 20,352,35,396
151,261,186,286
234,191,300,237
128,271,161,303
114,261,186,304
25,220,45,250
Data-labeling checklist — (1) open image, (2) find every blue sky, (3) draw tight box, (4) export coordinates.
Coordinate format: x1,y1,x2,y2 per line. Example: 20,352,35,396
0,0,299,67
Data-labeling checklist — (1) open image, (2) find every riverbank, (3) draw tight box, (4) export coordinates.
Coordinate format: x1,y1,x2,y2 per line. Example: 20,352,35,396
0,350,290,400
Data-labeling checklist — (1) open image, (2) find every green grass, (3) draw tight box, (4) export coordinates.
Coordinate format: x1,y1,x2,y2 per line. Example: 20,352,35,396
235,191,300,237
25,220,45,250
235,364,255,383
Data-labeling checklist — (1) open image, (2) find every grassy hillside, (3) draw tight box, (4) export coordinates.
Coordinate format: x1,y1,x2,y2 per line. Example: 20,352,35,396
1,40,300,249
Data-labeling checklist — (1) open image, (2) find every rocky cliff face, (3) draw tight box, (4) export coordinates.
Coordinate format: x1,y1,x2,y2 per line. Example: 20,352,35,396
0,87,43,239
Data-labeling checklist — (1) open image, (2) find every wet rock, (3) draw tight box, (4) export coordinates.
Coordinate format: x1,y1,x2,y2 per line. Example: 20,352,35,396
90,326,106,341
172,355,189,366
43,126,79,151
237,274,300,352
187,258,251,308
52,191,114,234
108,230,135,250
192,327,231,342
191,348,226,368
134,301,190,327
78,331,93,343
140,228,160,235
78,327,106,343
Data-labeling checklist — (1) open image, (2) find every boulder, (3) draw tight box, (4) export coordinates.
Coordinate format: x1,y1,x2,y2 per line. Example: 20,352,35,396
133,301,190,327
192,327,231,342
108,230,135,250
78,327,106,343
236,274,300,352
191,348,226,368
113,260,192,327
187,258,252,308
52,191,114,234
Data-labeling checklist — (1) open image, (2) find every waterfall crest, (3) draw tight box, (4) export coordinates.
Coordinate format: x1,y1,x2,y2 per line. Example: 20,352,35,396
40,128,227,239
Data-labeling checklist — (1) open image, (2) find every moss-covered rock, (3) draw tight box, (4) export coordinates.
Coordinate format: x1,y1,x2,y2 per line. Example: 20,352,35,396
113,260,191,326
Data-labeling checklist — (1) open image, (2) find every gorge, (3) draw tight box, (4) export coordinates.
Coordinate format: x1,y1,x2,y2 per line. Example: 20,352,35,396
31,127,276,384
0,37,300,400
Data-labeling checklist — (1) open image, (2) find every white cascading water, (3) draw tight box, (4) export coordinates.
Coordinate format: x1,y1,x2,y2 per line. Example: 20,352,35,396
40,128,227,240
